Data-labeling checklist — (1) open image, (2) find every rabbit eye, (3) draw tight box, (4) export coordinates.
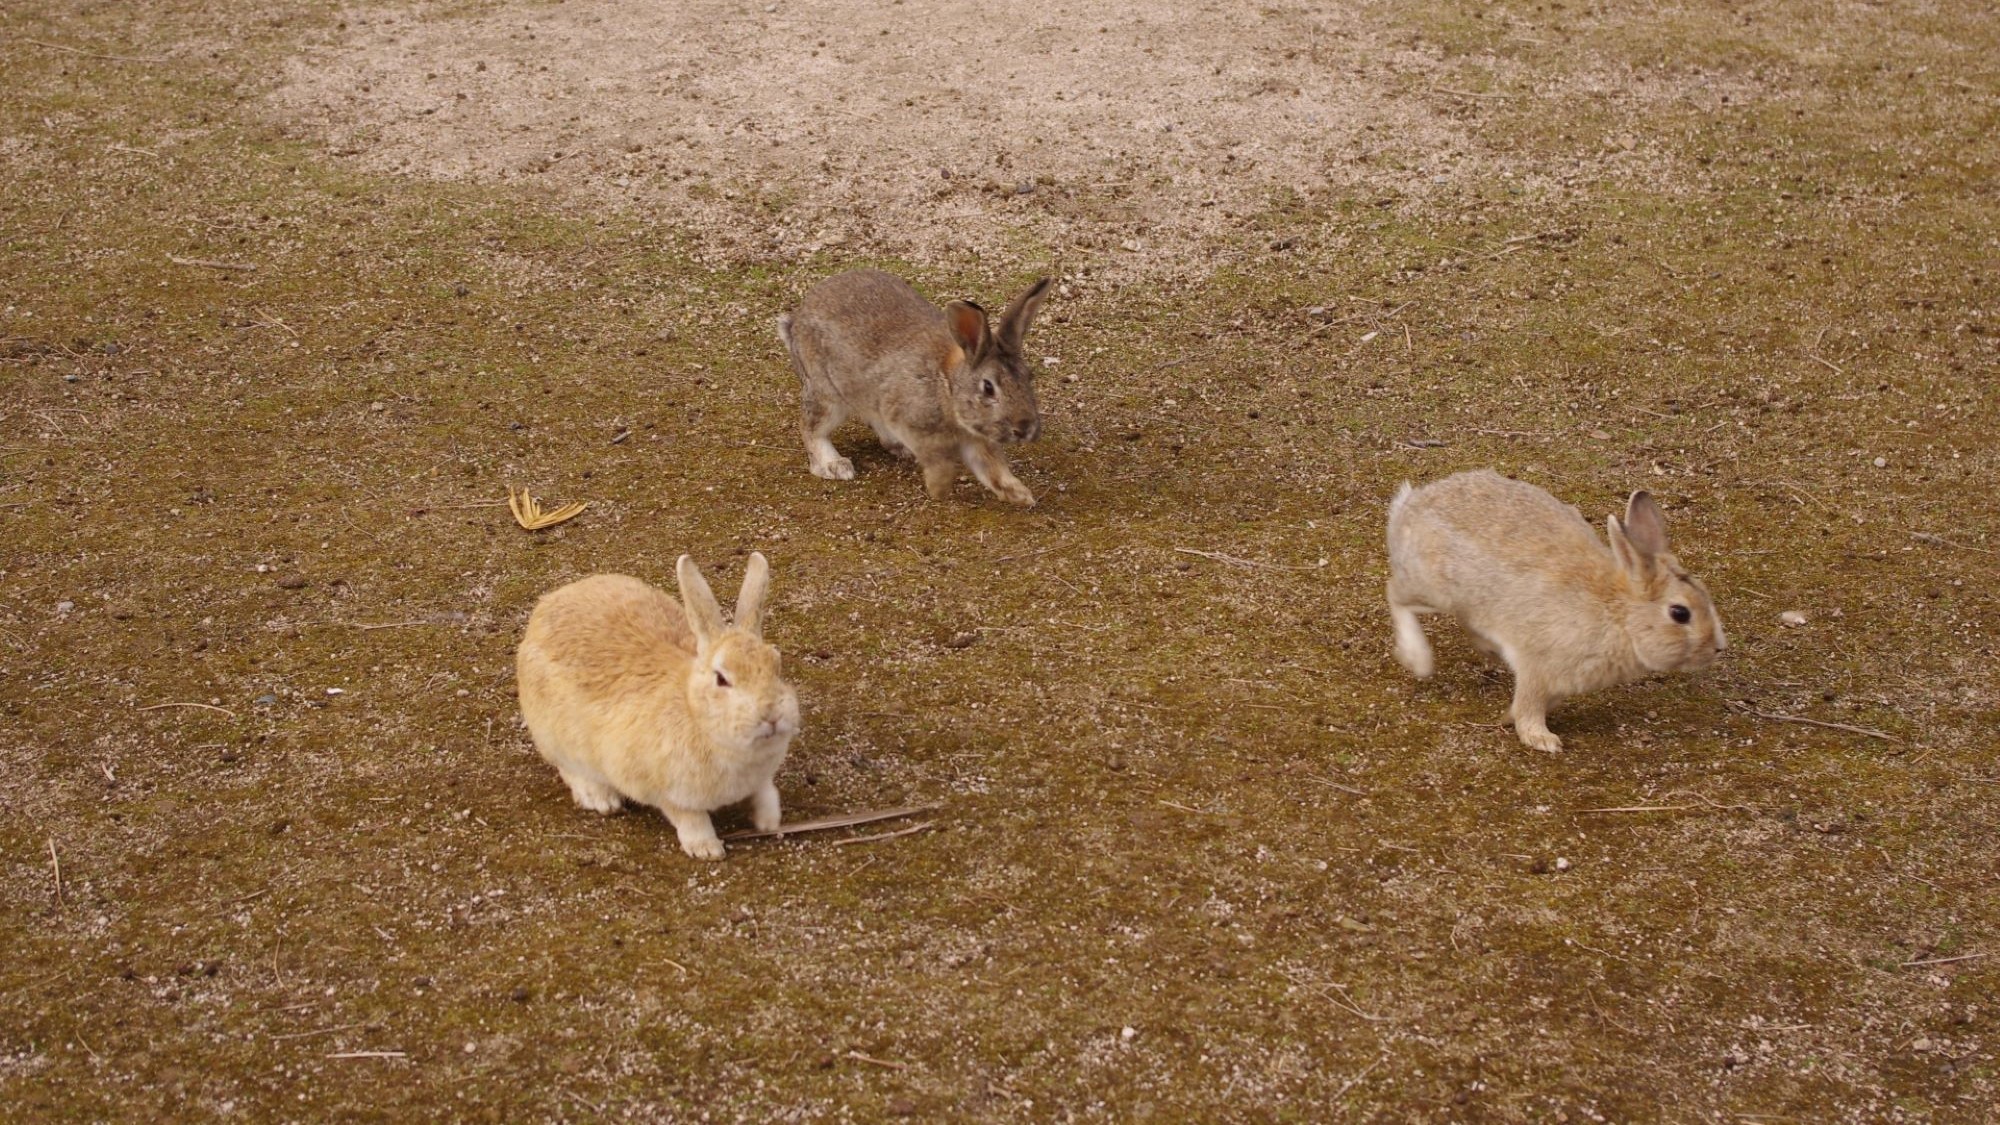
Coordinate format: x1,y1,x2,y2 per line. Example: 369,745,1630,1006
1669,605,1692,625
981,379,997,398
715,670,733,688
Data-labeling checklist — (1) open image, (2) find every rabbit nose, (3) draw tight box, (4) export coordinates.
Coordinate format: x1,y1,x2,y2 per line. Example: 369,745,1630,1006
1015,419,1040,441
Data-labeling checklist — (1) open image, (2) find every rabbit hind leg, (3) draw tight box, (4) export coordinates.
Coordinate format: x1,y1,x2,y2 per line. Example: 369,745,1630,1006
1385,578,1436,679
558,767,624,814
800,391,855,480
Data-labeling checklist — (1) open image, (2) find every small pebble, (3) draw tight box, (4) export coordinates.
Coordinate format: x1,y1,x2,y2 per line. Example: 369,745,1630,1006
1121,1026,1138,1041
1780,610,1808,627
1872,456,1887,468
55,600,74,614
1555,857,1571,872
276,574,308,590
326,687,346,696
253,694,278,705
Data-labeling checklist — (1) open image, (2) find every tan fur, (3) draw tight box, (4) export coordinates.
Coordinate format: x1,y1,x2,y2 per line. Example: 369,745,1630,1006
516,555,799,860
778,269,1051,506
1385,470,1726,752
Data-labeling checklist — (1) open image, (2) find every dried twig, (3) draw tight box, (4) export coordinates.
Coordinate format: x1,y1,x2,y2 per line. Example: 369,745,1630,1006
830,822,933,847
722,805,936,842
1432,85,1515,100
844,1050,911,1071
1912,531,1995,556
327,1051,406,1060
169,255,256,272
22,37,167,63
1575,804,1696,814
1282,971,1392,1022
48,839,63,907
271,1023,368,1042
1899,952,1985,968
1727,702,1902,744
507,485,587,530
1304,776,1368,796
139,701,237,718
1173,547,1326,572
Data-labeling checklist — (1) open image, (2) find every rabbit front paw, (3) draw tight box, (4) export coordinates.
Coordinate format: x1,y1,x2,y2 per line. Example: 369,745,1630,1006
679,833,726,861
995,479,1036,507
665,808,726,860
811,455,856,481
1515,725,1564,753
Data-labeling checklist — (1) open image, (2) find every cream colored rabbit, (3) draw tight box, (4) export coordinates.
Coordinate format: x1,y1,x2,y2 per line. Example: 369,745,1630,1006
1386,470,1726,752
778,269,1052,506
516,554,799,859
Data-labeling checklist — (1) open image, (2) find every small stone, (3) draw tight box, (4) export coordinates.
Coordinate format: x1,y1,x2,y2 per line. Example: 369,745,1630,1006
511,986,532,1004
1589,429,1613,440
326,687,345,696
1913,1038,1933,1052
1554,857,1571,872
370,401,386,413
1872,456,1887,468
944,631,977,650
254,694,278,705
1121,1026,1138,1041
276,574,308,589
1015,180,1035,195
1779,610,1808,627
55,600,74,614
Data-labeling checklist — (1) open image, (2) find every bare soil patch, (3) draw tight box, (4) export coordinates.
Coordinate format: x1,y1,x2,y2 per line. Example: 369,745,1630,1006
272,0,1662,277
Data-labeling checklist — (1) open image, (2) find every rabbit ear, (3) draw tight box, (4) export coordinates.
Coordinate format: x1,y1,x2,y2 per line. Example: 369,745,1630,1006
1621,491,1671,556
676,555,726,646
735,552,770,637
944,300,990,357
995,277,1052,354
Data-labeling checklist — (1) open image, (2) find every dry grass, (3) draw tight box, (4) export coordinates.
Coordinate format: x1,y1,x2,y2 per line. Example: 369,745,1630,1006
2,1,1996,1121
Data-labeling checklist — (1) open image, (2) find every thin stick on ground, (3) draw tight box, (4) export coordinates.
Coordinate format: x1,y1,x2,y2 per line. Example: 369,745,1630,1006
168,255,256,272
1174,547,1326,572
829,822,933,847
1899,953,1985,968
326,1051,406,1060
1282,971,1392,1022
1575,804,1696,814
49,839,63,907
721,805,936,842
1727,702,1902,744
139,702,238,718
844,1051,912,1071
1911,531,1996,556
22,37,167,64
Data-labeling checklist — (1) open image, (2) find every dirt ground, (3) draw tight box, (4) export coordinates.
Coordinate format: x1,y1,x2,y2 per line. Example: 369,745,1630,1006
3,0,1996,1120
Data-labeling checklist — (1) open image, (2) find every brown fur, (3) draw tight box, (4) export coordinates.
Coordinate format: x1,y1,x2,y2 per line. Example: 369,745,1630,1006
778,269,1051,505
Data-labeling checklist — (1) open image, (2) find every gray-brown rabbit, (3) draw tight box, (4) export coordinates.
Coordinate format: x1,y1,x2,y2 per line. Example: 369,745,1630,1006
778,269,1052,506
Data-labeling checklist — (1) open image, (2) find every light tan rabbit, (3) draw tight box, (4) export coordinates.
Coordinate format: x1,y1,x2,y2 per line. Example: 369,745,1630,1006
516,554,799,860
777,269,1052,506
1386,470,1726,752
